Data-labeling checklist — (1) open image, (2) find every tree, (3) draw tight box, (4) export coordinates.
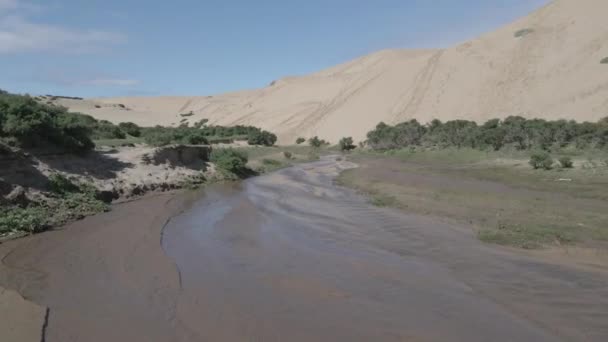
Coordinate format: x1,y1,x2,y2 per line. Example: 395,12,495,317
339,137,356,151
296,137,306,145
308,136,322,148
247,130,277,146
529,152,553,170
118,122,142,137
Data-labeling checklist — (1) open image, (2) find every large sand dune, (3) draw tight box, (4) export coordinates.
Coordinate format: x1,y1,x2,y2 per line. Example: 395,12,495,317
60,0,608,143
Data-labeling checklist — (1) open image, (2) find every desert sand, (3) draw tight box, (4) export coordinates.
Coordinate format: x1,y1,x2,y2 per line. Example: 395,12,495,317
56,0,608,144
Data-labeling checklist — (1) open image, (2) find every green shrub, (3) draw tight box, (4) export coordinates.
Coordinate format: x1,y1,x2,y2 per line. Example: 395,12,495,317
308,136,324,148
514,28,534,38
142,126,209,146
601,57,608,64
118,122,141,137
284,151,293,159
48,173,79,194
210,148,249,174
0,206,48,234
296,137,306,145
92,120,126,140
247,130,277,146
558,156,574,168
339,137,356,151
529,152,554,170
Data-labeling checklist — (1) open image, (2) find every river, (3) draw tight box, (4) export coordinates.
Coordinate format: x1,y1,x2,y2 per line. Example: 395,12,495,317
1,156,607,341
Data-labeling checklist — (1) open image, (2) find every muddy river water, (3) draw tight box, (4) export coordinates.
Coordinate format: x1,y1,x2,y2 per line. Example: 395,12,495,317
2,156,608,341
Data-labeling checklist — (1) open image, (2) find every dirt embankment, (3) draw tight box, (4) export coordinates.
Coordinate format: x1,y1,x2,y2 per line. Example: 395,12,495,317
0,144,213,205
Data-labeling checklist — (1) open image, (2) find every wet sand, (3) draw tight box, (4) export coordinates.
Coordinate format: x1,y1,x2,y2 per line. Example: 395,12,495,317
1,157,608,341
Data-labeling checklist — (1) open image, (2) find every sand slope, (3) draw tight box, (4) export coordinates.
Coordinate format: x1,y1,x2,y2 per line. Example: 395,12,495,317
60,0,608,143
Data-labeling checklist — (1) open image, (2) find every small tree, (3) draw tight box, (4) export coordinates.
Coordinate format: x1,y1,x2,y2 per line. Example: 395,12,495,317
283,151,293,159
308,136,322,148
529,152,553,170
247,130,277,146
296,137,306,145
559,157,574,168
339,137,356,151
118,122,141,137
210,148,248,174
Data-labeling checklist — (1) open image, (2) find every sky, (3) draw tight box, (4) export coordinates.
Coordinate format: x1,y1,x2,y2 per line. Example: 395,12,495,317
0,0,549,98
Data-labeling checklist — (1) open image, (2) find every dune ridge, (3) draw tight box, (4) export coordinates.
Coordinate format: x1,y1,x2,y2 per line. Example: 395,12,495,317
60,0,608,143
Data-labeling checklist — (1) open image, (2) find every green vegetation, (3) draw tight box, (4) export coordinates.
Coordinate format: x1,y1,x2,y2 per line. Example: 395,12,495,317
339,137,356,152
529,152,553,170
308,136,329,148
601,57,608,64
339,151,608,249
247,130,277,146
559,156,573,168
366,116,608,152
210,148,249,175
284,151,293,159
296,137,306,145
0,176,109,235
0,91,94,152
142,125,209,146
118,122,142,137
514,28,534,38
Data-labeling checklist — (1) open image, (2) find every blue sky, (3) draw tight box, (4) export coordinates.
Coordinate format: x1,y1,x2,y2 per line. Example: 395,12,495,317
1,0,548,98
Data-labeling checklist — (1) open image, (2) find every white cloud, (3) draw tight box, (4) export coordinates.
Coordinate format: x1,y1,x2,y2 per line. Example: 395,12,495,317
0,2,126,54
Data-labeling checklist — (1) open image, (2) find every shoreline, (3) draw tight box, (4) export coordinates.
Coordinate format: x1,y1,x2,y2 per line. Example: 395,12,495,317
0,188,202,342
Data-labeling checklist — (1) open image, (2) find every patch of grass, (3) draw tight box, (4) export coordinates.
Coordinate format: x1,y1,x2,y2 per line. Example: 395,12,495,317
339,151,608,249
0,188,109,235
369,194,399,208
478,221,578,249
514,28,534,38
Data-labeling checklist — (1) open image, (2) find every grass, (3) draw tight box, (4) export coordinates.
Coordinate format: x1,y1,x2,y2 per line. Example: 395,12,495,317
514,28,534,38
339,149,608,249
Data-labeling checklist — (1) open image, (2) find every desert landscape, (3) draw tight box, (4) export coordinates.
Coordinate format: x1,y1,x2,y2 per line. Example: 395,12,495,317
1,0,608,341
53,0,608,143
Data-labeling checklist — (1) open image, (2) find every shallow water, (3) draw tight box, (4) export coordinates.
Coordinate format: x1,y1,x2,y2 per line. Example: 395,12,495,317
162,156,608,341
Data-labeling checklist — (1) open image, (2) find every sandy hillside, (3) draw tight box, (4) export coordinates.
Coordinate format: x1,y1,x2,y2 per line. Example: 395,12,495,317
58,0,608,143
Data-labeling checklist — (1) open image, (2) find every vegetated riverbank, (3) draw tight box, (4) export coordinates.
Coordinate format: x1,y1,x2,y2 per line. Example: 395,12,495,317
337,149,608,253
0,143,321,241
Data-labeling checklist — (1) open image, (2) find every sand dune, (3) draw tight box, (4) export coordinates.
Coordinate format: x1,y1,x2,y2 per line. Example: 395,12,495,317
60,0,608,143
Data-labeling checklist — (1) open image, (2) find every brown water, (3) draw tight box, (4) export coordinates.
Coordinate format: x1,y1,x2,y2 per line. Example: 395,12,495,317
2,156,607,341
162,157,608,341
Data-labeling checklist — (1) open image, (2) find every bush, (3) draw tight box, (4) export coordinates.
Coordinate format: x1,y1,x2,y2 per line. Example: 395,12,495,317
210,148,249,174
283,151,293,159
0,91,96,152
91,120,126,140
529,152,554,170
0,206,48,234
558,156,574,168
514,28,534,38
118,122,141,137
601,57,608,64
142,126,209,146
308,136,328,148
339,137,356,151
247,130,277,146
296,137,305,145
48,173,79,194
